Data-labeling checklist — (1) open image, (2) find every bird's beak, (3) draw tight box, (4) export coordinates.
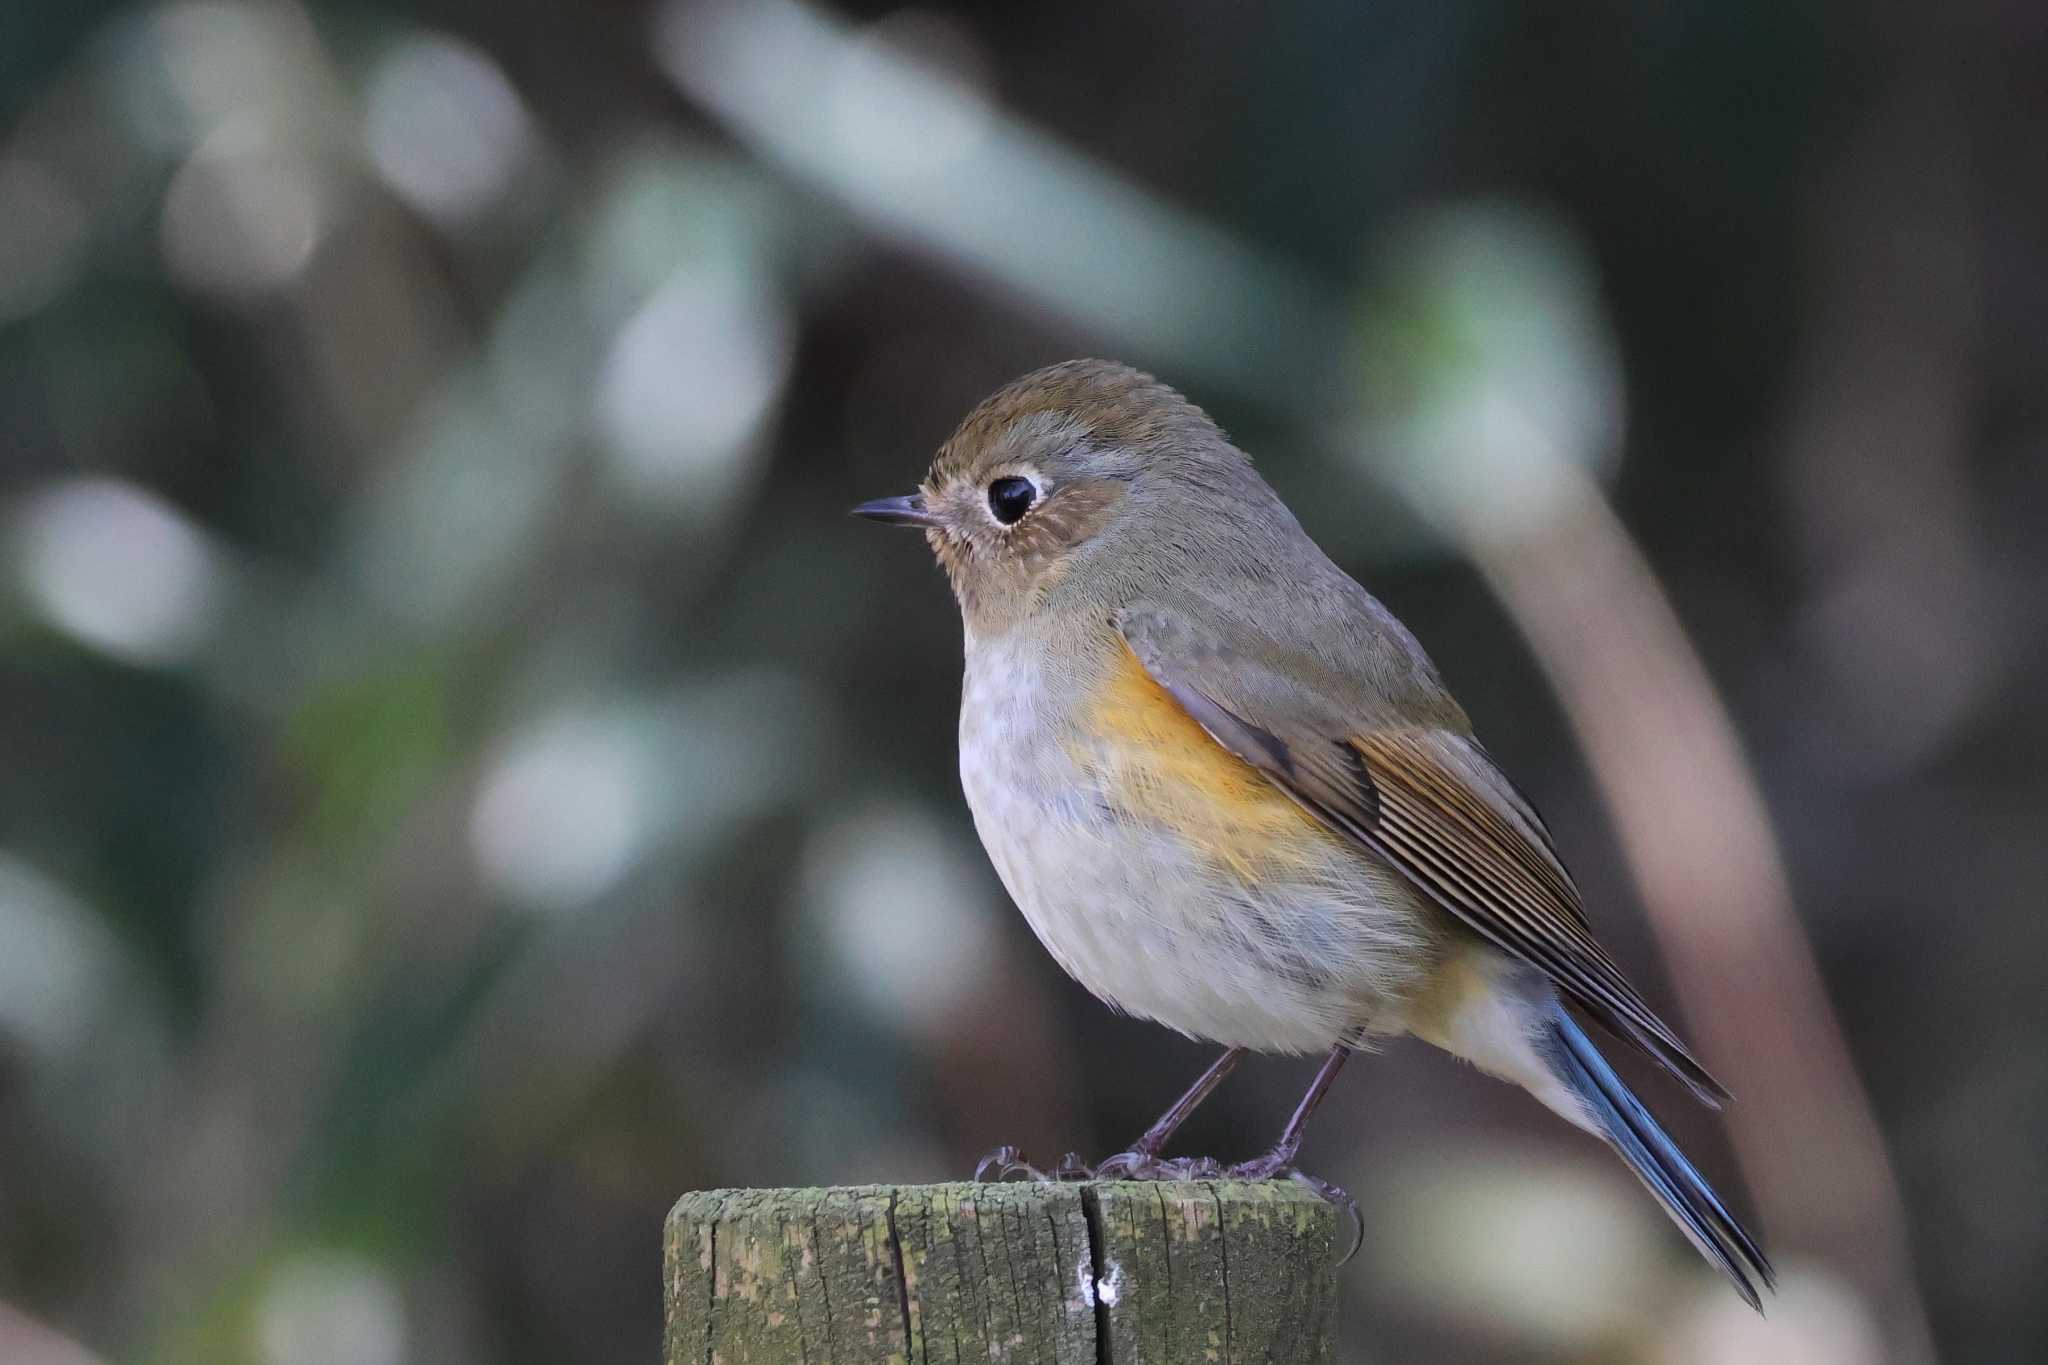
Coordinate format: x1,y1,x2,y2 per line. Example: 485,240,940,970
850,493,941,528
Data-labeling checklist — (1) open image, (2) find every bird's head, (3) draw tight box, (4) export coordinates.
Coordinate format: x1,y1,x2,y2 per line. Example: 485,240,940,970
854,359,1265,634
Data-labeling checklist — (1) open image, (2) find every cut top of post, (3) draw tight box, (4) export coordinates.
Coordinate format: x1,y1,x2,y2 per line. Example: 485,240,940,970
665,1180,1343,1364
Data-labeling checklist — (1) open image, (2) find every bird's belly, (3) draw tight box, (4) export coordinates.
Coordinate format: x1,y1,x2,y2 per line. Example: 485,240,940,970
959,639,1440,1053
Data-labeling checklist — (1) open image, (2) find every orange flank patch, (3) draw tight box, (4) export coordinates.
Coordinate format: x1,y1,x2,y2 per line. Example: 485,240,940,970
1403,941,1494,1042
1082,643,1326,878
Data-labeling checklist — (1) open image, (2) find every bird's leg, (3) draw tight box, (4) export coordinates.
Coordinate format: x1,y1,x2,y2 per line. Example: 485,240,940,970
1094,1046,1246,1179
1225,1042,1364,1243
1227,1041,1352,1180
975,1045,1252,1184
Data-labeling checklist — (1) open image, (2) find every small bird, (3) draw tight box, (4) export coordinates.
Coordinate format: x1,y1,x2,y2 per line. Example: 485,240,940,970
854,359,1772,1306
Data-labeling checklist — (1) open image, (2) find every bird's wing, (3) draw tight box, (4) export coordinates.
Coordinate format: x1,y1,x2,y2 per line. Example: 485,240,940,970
1116,604,1728,1106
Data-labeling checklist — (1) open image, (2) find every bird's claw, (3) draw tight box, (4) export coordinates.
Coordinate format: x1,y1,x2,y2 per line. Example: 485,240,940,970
1090,1149,1156,1180
1287,1170,1365,1264
1223,1162,1363,1265
974,1146,1097,1182
1207,1151,1363,1265
1052,1151,1095,1180
974,1145,1052,1182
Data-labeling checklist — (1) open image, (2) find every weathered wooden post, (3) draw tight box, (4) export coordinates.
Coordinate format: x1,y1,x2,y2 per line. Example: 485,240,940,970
665,1180,1341,1363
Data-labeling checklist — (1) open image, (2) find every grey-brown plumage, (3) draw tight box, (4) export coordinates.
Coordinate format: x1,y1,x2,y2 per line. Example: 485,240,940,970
1117,604,1730,1108
857,359,1772,1306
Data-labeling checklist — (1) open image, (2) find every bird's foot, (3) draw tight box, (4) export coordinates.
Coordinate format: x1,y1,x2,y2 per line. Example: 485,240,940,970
1223,1147,1298,1181
976,1146,1239,1183
1093,1151,1227,1181
973,1146,1097,1182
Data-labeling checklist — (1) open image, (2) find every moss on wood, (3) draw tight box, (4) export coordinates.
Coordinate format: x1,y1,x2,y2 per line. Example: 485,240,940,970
665,1181,1340,1363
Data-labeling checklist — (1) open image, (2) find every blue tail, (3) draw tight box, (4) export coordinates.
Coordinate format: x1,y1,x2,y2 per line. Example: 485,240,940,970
1543,1006,1775,1309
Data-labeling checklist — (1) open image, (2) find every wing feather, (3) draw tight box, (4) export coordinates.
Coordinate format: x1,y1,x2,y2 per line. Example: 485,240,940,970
1116,607,1728,1106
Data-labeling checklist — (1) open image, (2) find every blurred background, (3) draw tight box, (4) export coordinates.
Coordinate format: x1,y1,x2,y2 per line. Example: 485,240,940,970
3,0,2044,1361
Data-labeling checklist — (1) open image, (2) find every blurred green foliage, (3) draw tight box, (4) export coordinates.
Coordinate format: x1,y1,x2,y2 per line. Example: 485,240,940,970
2,1,2045,1363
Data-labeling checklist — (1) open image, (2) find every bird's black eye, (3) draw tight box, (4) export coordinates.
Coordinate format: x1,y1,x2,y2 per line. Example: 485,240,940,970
987,475,1037,525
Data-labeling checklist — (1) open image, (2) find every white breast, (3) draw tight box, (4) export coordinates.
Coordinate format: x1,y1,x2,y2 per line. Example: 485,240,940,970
957,630,1439,1054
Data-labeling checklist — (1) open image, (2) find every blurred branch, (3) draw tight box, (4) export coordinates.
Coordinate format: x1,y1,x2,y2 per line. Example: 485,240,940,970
1459,466,1936,1364
653,0,1345,405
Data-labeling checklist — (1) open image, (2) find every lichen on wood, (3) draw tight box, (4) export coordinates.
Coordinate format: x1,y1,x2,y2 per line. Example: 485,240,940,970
665,1180,1341,1363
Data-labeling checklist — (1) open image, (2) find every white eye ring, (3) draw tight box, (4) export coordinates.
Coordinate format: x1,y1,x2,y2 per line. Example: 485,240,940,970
984,469,1044,526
